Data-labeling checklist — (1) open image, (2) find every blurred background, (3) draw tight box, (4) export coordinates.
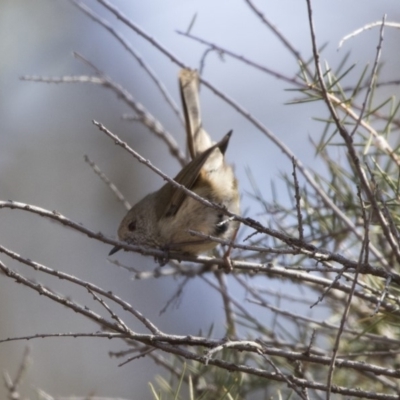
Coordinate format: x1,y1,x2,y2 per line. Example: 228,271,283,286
1,0,399,398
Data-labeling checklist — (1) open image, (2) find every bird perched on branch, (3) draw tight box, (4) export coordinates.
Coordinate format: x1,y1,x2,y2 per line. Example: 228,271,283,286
109,69,240,256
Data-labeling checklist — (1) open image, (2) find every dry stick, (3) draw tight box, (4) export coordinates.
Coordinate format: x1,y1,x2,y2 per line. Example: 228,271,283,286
118,256,341,281
159,345,398,400
177,31,400,168
310,267,347,308
0,199,179,259
84,154,131,210
356,370,400,393
373,275,392,315
92,120,237,217
366,168,397,315
242,283,400,391
200,274,276,338
343,349,400,358
127,338,400,400
110,343,150,359
326,186,371,399
238,277,396,347
371,162,400,245
2,324,400,396
305,3,381,398
0,243,161,334
118,347,156,367
71,0,184,128
87,287,130,333
21,71,187,167
75,51,186,166
305,329,317,357
0,260,129,335
342,79,400,92
214,272,237,338
256,286,329,306
338,21,400,49
330,93,400,167
262,354,309,400
361,269,397,307
177,30,299,87
204,340,263,364
349,15,386,137
241,284,326,354
243,279,400,369
243,0,306,73
158,276,190,316
198,47,222,76
341,267,397,305
6,334,179,382
0,332,126,344
2,321,400,382
96,0,186,66
93,0,392,271
188,229,300,255
110,345,179,380
110,258,172,276
292,156,304,240
305,0,400,270
3,347,30,400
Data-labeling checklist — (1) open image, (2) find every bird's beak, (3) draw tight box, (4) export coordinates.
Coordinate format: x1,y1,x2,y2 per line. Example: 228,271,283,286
109,246,121,256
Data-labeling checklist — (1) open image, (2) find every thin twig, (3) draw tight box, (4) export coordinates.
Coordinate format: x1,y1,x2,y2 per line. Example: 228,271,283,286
310,267,346,308
84,154,131,210
118,347,156,367
350,15,386,137
92,120,237,217
177,30,299,86
326,186,370,399
87,287,130,333
158,276,190,315
22,67,187,166
262,354,309,400
243,0,310,76
3,347,31,400
373,275,392,316
0,242,161,334
338,21,400,49
72,0,184,126
215,272,237,337
292,156,304,240
0,261,126,334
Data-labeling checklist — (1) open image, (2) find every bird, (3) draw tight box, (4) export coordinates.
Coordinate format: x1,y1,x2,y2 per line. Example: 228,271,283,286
109,68,240,256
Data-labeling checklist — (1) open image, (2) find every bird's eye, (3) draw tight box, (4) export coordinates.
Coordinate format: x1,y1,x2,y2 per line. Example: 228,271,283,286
128,221,136,231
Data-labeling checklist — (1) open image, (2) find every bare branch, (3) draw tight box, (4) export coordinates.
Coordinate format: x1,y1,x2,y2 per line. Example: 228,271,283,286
84,154,131,210
338,20,400,49
71,0,184,126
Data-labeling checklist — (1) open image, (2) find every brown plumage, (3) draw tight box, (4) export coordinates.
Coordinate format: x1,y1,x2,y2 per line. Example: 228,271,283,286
109,69,240,256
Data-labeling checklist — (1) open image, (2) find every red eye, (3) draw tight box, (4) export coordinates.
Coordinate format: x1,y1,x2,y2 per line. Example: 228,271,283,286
128,221,136,231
